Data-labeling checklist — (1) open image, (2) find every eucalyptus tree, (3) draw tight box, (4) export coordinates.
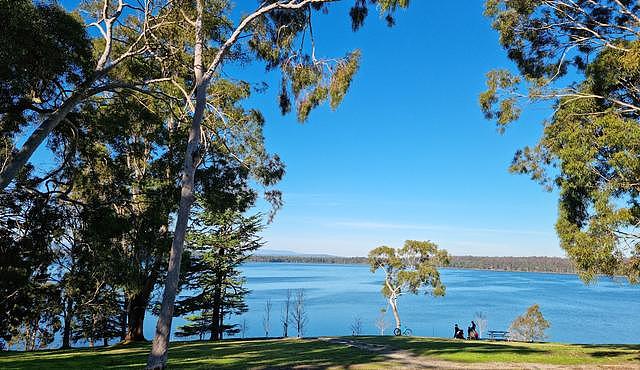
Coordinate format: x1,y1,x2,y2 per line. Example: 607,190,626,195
368,240,449,333
481,0,640,282
146,1,409,367
0,0,175,190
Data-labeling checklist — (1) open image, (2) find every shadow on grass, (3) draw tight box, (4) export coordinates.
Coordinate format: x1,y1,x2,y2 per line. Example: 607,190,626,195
168,339,386,369
354,336,640,364
0,339,386,369
575,343,640,361
354,336,548,357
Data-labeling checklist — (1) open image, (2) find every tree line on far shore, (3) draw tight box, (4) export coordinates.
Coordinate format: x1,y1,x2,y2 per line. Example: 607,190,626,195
249,255,576,274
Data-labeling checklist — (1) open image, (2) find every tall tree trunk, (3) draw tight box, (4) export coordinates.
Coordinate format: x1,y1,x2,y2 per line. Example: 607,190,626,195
210,283,221,340
103,319,109,347
218,305,224,340
61,297,73,349
120,294,128,341
210,249,225,341
389,296,401,330
147,2,206,368
210,290,220,341
126,268,158,342
125,293,148,342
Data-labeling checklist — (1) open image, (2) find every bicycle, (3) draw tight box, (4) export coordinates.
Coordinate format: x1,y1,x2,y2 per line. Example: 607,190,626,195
393,325,413,336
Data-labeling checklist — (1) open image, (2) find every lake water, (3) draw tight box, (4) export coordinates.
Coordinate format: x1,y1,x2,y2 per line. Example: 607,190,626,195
144,263,640,344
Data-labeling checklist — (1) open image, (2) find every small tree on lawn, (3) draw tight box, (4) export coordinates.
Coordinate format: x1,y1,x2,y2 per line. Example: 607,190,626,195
350,316,363,336
474,312,488,339
368,240,449,333
292,289,308,338
509,304,550,342
375,308,390,335
281,290,292,337
262,299,272,338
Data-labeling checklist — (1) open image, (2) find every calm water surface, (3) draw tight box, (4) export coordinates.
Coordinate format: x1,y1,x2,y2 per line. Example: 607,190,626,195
145,263,640,344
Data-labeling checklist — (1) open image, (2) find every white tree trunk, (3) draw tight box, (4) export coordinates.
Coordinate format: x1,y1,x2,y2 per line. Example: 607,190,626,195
0,92,83,189
389,296,401,330
146,1,206,368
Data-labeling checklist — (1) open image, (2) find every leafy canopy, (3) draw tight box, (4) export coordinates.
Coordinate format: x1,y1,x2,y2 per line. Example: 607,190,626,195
368,240,449,298
509,304,550,342
481,0,640,282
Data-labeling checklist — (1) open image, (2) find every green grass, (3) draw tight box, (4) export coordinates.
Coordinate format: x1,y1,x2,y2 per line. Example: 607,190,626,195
1,336,639,369
356,336,640,366
0,338,387,369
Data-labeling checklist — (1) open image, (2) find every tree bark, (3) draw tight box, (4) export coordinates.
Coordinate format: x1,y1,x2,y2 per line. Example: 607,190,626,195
0,92,83,190
209,248,225,341
146,2,206,368
218,305,224,340
61,297,73,349
103,318,109,347
389,296,401,330
125,267,159,342
120,294,128,341
125,293,148,342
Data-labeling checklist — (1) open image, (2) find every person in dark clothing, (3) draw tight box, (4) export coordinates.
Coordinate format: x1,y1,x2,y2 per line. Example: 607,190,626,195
454,324,464,339
468,321,479,340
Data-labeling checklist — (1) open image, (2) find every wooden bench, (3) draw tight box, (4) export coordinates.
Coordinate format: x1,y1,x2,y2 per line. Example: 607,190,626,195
487,330,510,341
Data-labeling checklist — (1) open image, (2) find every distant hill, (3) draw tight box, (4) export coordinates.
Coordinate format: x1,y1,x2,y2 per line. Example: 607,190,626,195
248,254,576,274
254,249,335,258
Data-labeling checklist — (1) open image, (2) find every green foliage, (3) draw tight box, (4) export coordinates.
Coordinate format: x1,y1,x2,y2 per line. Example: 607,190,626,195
175,209,263,340
509,61,640,283
0,175,65,344
249,254,577,273
174,150,264,340
0,0,93,120
7,283,62,351
509,304,550,342
369,240,449,298
329,51,361,109
482,0,640,283
245,0,404,122
349,0,409,30
480,0,640,127
479,69,521,130
0,0,93,171
369,240,449,328
70,286,122,346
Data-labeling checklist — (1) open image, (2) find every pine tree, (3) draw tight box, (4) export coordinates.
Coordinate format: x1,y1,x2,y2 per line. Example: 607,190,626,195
175,210,263,341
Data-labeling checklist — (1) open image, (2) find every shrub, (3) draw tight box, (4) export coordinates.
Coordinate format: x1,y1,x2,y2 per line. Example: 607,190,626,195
509,304,550,342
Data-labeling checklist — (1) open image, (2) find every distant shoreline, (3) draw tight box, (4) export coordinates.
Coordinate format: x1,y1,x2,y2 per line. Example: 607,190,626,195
248,255,577,275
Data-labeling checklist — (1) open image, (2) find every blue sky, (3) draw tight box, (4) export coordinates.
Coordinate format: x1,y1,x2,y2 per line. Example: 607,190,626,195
56,0,561,257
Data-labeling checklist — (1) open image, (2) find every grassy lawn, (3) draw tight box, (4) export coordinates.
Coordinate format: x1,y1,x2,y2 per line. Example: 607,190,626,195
0,338,387,369
357,336,640,366
1,336,639,369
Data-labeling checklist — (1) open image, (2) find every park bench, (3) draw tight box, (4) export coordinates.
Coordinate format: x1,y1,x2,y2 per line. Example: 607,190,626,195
487,330,510,341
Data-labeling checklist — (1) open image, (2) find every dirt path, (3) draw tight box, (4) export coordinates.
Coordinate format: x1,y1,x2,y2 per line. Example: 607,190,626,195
319,337,640,370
